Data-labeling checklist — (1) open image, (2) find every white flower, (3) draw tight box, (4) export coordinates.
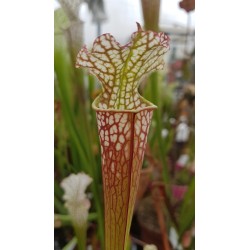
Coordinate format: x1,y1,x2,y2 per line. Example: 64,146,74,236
60,172,92,227
143,244,158,250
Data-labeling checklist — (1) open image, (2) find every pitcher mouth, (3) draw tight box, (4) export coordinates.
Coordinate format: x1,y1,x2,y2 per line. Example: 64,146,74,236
92,94,157,113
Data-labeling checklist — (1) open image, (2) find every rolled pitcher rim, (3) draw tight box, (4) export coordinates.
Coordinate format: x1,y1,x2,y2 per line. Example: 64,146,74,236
92,94,158,113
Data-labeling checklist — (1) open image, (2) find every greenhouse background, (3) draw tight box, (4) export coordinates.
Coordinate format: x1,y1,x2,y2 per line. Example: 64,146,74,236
54,0,195,58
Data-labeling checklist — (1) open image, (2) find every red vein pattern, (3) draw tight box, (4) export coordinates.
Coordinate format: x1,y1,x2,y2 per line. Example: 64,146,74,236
76,23,170,110
96,108,154,250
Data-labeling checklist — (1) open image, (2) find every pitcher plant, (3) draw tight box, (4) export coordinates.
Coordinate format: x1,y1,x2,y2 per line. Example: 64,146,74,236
76,23,170,250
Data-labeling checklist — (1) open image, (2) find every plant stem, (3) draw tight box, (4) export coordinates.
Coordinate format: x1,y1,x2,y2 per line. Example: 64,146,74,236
74,223,87,250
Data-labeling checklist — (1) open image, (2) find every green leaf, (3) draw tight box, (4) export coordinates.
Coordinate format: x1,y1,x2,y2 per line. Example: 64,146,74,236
62,237,77,250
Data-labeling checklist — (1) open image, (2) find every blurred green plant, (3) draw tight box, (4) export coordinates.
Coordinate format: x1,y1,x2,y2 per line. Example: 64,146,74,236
140,1,195,249
54,7,104,249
